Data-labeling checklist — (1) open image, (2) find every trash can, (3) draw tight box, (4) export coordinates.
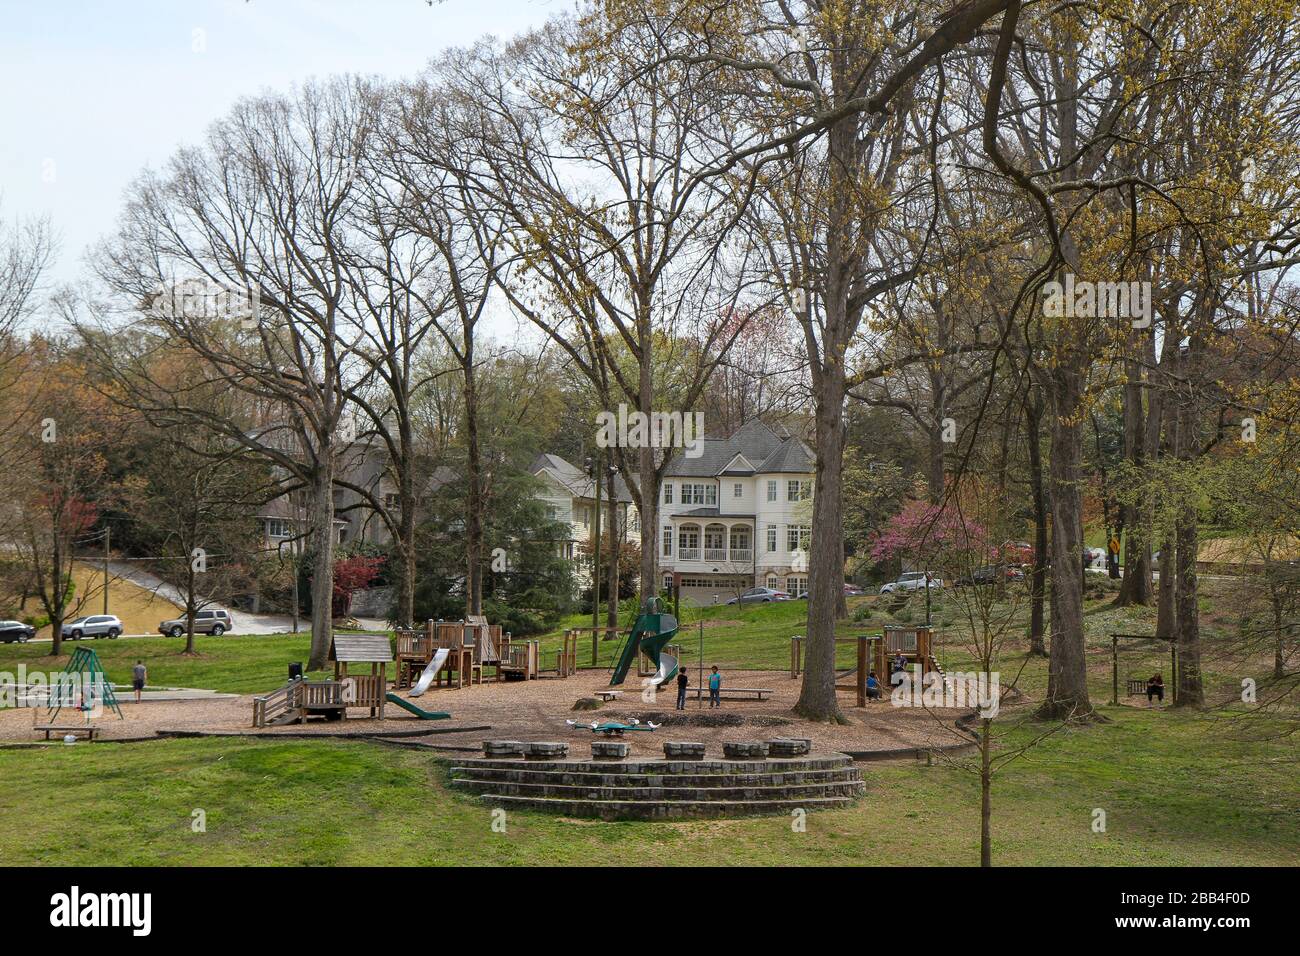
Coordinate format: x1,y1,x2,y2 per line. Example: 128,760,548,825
288,662,304,681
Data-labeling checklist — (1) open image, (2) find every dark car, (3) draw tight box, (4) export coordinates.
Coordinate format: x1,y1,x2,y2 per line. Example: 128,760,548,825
956,565,1025,587
0,620,35,643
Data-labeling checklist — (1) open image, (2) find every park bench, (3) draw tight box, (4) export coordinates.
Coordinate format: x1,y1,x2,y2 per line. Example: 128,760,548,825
37,725,99,741
595,690,622,702
1126,679,1148,696
684,687,772,701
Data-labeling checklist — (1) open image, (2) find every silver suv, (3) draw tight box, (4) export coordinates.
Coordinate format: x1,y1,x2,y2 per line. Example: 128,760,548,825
159,608,233,637
61,615,123,640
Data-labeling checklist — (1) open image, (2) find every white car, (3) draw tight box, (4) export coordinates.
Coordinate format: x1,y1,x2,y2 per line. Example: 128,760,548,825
60,615,124,640
880,572,944,594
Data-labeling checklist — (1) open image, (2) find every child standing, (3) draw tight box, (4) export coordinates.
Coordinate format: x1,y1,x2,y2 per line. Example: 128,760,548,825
676,668,688,710
708,665,722,708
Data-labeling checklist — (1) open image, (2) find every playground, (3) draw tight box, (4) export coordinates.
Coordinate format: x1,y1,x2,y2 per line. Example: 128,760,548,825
0,582,1294,865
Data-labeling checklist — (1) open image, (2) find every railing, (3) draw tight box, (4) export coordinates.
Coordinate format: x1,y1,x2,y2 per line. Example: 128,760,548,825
252,677,301,727
679,548,700,561
729,549,753,562
703,548,728,562
300,680,343,708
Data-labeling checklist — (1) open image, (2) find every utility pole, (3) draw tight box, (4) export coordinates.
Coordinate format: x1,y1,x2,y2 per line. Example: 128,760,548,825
103,526,110,615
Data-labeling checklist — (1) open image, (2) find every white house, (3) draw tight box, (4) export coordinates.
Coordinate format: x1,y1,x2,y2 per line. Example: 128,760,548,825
530,454,639,587
657,420,814,604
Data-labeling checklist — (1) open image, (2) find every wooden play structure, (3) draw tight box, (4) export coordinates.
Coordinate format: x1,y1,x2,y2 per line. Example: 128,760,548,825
790,625,944,707
252,633,391,726
394,617,544,689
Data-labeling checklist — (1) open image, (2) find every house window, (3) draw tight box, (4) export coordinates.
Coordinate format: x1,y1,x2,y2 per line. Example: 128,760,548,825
787,480,800,501
266,519,290,539
787,576,808,596
767,525,777,552
546,506,558,520
706,484,717,505
662,527,672,557
383,493,399,509
678,526,700,552
579,506,589,528
766,574,779,589
787,526,811,552
663,573,674,591
767,480,777,502
664,483,673,504
733,483,743,498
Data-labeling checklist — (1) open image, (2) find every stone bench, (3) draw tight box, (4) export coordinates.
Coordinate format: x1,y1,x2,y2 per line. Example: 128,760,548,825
591,740,630,760
524,741,569,760
663,741,707,760
768,738,812,757
482,740,526,758
723,741,770,760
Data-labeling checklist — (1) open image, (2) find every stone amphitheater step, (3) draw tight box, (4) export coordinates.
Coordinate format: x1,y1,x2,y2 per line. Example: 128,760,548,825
472,793,858,819
447,753,865,819
450,778,865,801
449,766,862,789
458,755,856,775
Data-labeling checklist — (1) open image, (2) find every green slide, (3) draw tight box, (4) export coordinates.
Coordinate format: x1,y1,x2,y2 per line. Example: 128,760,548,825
385,692,451,720
610,598,679,687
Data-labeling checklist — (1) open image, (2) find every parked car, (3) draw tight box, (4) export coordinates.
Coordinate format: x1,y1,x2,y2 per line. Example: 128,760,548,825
796,583,864,600
956,565,1025,587
880,572,944,594
60,615,123,640
158,608,234,637
726,587,791,605
0,620,35,643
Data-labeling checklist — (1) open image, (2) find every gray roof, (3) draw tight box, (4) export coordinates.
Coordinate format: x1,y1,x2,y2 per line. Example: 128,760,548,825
531,454,635,502
665,420,813,477
329,633,394,663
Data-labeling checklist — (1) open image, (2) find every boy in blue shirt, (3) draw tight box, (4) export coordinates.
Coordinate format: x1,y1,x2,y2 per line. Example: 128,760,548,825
866,671,881,700
708,666,722,708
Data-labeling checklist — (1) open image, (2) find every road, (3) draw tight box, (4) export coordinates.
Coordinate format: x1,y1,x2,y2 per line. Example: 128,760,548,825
19,561,388,642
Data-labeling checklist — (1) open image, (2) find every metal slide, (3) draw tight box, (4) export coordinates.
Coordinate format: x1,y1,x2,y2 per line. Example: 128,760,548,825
410,647,452,697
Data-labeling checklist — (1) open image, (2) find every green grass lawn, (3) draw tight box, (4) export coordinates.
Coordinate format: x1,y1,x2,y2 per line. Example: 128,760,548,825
1,585,1294,866
0,705,1293,866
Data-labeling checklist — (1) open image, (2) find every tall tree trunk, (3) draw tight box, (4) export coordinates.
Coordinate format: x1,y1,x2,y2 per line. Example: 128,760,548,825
396,418,417,629
1025,391,1048,656
1172,391,1204,706
606,470,619,629
1156,533,1176,638
307,459,336,670
1038,366,1094,720
463,357,484,617
636,353,659,608
795,357,847,723
184,564,197,655
1118,353,1153,604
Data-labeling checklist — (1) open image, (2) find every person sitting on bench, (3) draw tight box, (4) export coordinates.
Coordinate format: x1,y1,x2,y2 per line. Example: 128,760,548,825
866,671,881,700
1146,673,1164,707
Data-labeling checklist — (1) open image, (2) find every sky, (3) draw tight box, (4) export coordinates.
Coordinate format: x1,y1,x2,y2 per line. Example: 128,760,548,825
0,0,563,302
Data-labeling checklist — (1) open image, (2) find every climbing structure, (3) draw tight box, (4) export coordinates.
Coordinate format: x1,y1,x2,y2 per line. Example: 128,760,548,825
48,646,123,721
610,597,679,687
